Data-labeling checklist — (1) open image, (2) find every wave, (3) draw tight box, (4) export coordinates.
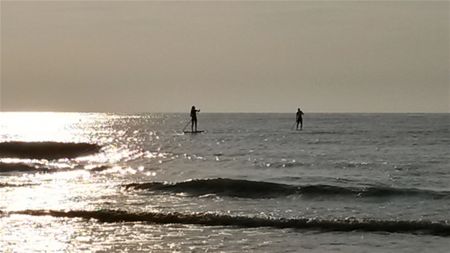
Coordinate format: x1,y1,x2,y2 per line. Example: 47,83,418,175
0,141,101,159
0,162,109,173
253,161,311,169
0,183,37,188
125,178,297,198
0,162,43,173
5,209,449,237
124,178,450,199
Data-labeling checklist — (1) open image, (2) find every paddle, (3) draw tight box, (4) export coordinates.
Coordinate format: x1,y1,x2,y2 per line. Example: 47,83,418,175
291,121,297,130
182,120,191,132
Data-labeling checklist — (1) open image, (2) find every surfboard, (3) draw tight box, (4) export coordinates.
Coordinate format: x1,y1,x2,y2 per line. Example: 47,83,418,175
183,130,205,134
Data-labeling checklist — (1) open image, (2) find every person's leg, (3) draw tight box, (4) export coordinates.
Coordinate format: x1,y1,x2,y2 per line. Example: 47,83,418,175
194,119,197,131
300,119,303,130
191,119,194,132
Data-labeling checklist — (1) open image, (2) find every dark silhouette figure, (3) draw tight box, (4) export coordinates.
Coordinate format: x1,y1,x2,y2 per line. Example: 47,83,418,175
296,108,304,130
190,106,200,132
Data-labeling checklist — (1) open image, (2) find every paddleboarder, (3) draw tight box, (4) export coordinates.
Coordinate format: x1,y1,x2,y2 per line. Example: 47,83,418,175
190,106,200,132
296,108,304,130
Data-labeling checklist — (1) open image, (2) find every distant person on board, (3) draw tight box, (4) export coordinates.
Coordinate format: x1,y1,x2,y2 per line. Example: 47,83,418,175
190,106,200,132
296,108,304,130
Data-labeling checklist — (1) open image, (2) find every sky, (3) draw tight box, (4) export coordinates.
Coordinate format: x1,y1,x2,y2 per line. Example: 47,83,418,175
1,1,449,113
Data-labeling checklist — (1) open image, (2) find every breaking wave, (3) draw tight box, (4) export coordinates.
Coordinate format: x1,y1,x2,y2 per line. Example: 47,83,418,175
4,209,450,236
0,141,101,159
124,178,450,199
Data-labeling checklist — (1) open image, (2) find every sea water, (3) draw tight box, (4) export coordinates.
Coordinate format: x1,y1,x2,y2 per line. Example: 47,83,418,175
0,112,449,252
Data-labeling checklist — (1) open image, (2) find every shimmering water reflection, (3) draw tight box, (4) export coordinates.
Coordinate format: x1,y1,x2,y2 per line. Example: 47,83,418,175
0,112,105,143
1,113,449,252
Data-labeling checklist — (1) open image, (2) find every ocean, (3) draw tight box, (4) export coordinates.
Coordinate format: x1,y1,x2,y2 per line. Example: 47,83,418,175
0,112,449,252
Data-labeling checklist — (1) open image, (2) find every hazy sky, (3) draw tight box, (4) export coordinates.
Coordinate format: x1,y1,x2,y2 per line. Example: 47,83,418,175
1,1,449,113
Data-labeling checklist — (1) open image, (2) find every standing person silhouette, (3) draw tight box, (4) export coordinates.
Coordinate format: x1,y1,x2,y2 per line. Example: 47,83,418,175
190,106,200,132
296,108,304,130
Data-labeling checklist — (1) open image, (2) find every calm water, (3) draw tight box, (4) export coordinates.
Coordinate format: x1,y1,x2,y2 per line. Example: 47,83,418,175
1,112,449,252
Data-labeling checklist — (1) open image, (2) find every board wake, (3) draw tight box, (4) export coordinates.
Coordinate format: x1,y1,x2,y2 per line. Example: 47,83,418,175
183,130,205,134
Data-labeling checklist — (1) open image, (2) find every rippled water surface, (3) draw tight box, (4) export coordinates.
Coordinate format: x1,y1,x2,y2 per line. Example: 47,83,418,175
1,112,449,252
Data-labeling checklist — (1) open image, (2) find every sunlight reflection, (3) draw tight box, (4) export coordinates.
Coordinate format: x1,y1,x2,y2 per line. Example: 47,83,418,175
0,112,102,143
0,112,139,168
2,170,94,211
0,215,74,252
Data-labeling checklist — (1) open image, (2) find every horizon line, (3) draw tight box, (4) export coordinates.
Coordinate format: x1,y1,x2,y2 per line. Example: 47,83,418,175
0,110,448,114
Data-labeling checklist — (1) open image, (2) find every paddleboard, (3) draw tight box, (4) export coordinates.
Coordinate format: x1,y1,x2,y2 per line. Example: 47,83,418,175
183,130,205,134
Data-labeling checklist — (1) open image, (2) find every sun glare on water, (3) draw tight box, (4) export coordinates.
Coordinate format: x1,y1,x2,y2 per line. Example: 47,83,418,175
0,112,100,143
